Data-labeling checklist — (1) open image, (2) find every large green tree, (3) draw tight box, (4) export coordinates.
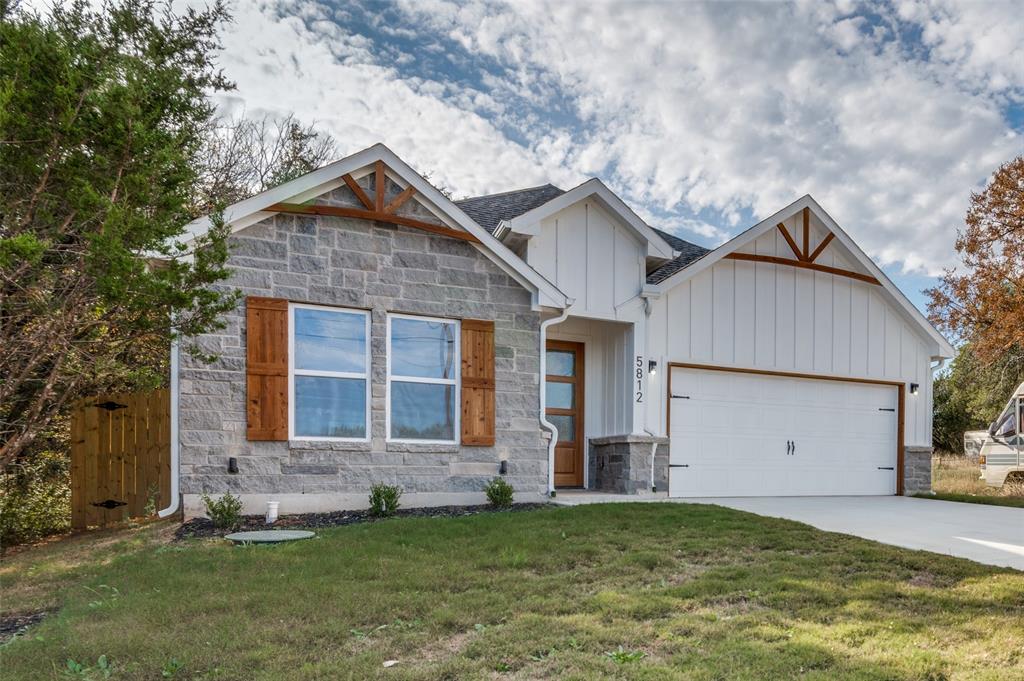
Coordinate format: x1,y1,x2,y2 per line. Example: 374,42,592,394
0,0,237,466
932,344,1024,454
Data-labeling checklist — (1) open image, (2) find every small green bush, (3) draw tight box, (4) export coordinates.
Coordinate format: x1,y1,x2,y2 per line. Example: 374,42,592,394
485,477,514,509
0,449,71,549
368,483,402,517
200,492,243,530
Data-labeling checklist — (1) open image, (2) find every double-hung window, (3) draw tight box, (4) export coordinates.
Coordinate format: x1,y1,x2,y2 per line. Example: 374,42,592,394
387,314,459,442
290,303,370,440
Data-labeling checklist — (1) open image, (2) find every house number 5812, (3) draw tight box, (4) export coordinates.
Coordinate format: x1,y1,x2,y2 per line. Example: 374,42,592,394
635,356,644,403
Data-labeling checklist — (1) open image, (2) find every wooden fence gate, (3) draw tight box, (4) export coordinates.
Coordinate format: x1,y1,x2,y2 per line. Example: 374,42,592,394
70,389,171,529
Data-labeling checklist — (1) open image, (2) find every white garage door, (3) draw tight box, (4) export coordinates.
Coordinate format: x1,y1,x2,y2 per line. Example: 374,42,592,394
669,367,898,497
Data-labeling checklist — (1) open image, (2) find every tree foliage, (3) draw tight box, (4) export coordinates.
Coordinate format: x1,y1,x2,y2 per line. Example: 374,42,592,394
0,0,237,466
927,156,1024,451
194,114,338,214
928,156,1024,362
932,344,1024,454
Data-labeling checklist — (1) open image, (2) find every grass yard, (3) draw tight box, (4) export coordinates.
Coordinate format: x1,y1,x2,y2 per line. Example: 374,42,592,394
2,503,1023,680
918,492,1024,508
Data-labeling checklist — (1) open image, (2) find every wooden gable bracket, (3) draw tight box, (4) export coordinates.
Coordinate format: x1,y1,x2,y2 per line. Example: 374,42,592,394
725,208,879,285
267,163,481,245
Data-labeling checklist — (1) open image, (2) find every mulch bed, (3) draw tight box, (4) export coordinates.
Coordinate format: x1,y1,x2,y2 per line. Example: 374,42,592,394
174,502,552,541
0,610,48,645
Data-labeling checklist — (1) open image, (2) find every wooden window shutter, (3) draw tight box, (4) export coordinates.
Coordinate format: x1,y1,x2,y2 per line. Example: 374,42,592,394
460,319,495,446
246,297,289,441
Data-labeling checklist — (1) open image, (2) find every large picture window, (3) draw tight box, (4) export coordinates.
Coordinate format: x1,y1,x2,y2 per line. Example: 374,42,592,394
387,314,459,442
289,304,370,440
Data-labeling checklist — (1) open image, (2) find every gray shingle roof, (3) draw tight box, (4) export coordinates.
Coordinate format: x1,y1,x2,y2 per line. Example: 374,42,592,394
646,227,712,284
455,184,712,285
455,184,565,234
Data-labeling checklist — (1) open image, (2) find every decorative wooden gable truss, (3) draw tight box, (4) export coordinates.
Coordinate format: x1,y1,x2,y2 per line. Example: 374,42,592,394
724,207,880,286
267,161,482,244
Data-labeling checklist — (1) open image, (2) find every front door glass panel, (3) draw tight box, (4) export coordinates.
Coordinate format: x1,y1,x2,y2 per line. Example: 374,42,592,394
546,350,575,377
546,382,575,409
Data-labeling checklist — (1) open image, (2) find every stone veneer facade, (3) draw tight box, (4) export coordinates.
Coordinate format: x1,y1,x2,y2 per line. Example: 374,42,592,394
902,446,933,495
588,435,670,495
178,180,548,516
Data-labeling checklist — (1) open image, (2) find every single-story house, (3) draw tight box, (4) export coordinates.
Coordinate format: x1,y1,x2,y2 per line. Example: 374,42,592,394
169,143,954,517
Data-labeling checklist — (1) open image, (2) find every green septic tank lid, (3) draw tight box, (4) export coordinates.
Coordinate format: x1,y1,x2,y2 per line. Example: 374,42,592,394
224,530,315,544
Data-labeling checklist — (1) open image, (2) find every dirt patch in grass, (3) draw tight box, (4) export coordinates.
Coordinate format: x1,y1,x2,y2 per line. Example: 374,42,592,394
174,502,552,540
418,627,477,662
0,610,48,645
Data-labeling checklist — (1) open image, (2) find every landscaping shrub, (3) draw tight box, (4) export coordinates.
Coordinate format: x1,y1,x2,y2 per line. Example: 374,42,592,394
368,483,402,517
200,493,244,530
484,477,514,508
0,448,71,549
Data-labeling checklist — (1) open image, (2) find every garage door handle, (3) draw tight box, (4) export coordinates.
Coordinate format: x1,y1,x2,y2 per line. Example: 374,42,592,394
671,394,690,399
877,466,894,470
669,464,689,468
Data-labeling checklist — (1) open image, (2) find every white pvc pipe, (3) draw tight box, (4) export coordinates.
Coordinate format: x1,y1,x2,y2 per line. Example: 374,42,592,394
158,340,181,518
649,439,658,493
540,306,572,495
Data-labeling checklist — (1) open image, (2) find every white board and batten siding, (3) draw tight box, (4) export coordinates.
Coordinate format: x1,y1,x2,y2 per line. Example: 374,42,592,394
526,200,646,321
646,212,934,449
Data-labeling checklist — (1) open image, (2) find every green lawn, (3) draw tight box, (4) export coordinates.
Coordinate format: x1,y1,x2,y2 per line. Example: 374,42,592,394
3,503,1023,680
915,491,1024,508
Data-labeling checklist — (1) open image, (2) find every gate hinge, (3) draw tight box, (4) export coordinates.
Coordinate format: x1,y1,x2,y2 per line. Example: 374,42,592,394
669,464,690,468
91,499,127,509
671,395,690,399
94,401,128,411
878,407,895,412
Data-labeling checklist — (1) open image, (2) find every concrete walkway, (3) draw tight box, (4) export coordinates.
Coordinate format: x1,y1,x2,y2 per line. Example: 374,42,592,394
554,492,1024,570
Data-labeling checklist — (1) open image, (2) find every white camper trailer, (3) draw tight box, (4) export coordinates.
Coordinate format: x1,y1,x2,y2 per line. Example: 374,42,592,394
979,382,1024,487
963,430,988,460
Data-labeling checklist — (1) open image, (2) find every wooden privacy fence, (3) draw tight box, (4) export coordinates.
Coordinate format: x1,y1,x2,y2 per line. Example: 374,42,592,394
70,389,171,529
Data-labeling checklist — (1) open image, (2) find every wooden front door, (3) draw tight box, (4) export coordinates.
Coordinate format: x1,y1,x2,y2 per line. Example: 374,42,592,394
547,340,584,487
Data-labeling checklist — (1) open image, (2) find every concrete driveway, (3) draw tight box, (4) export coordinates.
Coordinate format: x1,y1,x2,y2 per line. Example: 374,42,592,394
688,496,1024,570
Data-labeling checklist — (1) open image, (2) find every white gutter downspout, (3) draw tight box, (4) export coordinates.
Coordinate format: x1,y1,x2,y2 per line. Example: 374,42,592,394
641,293,658,493
540,305,572,496
158,339,181,518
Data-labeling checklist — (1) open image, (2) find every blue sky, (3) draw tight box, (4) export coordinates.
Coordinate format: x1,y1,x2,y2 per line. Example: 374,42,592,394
205,0,1024,313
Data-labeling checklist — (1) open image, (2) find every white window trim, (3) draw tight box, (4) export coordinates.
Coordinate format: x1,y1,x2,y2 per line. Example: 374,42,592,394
386,312,461,444
288,302,371,442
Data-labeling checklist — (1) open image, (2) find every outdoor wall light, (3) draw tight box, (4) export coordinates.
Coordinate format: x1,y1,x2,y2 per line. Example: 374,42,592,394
499,459,508,475
228,456,239,474
648,360,658,375
909,383,920,395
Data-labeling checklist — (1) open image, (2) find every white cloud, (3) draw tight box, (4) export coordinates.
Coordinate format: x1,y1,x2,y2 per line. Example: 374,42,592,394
188,0,1022,275
205,0,585,200
389,0,1022,275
